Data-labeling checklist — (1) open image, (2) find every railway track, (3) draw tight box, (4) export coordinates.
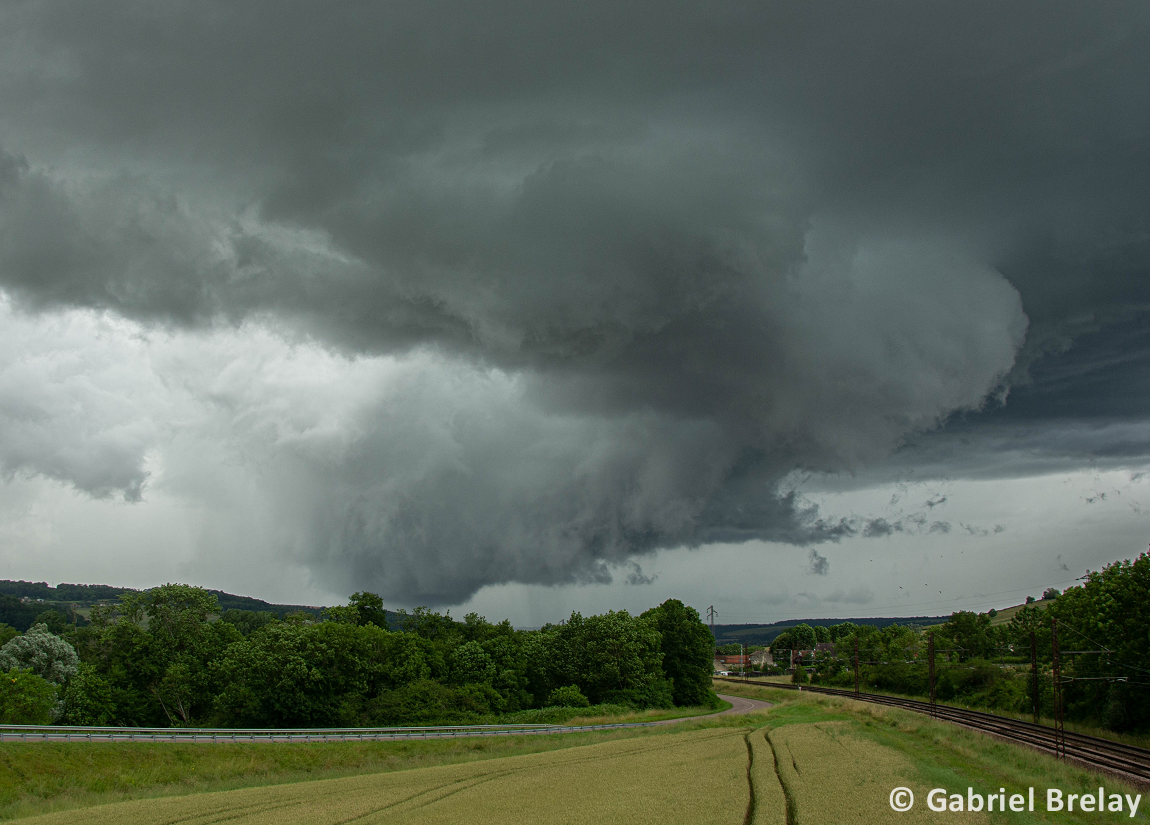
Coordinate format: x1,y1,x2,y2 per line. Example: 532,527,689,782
717,677,1150,787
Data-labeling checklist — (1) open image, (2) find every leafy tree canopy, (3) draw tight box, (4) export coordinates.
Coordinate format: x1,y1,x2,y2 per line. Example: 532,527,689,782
0,623,79,684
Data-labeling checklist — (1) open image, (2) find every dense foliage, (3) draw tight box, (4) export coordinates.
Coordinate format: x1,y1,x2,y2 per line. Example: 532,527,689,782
760,553,1150,733
0,623,79,684
0,589,718,727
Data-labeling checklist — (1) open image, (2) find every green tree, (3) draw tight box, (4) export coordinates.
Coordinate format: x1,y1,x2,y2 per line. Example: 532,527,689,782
536,610,671,707
213,621,425,727
642,599,718,707
790,624,817,650
33,609,69,635
75,584,238,726
140,585,239,725
0,670,58,724
395,606,455,640
546,685,589,707
0,623,17,647
219,609,279,636
449,640,496,685
348,592,388,629
938,611,996,661
62,664,116,725
770,631,794,654
1048,554,1150,731
0,623,79,684
323,592,389,629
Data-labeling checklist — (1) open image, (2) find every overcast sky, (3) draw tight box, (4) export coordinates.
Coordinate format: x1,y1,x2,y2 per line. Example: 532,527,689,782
1,1,1148,626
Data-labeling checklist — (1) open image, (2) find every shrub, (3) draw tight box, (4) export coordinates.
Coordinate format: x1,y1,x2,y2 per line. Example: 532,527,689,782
500,703,631,724
0,669,59,724
546,685,590,708
367,679,504,725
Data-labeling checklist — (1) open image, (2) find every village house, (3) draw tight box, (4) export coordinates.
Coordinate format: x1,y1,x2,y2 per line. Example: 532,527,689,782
749,648,773,668
712,653,749,673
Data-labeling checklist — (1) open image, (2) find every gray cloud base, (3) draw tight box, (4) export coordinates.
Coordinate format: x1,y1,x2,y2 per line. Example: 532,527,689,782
0,1,1146,602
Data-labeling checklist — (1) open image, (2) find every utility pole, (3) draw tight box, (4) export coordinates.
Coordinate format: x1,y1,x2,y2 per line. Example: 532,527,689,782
1052,618,1065,758
928,632,937,719
707,605,716,649
1030,630,1039,725
853,636,860,697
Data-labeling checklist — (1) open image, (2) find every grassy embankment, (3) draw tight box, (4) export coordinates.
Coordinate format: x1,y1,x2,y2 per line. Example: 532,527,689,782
720,674,1150,751
4,685,1145,823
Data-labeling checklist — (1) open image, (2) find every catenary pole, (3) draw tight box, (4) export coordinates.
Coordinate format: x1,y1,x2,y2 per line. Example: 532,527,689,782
1052,618,1065,758
1030,630,1039,725
853,635,860,697
928,632,936,719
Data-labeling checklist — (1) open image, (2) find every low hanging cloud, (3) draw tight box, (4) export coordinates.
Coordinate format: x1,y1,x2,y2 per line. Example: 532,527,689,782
0,2,1145,604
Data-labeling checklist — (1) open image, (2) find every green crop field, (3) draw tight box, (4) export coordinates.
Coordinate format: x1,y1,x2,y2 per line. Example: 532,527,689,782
5,685,1145,824
14,728,749,825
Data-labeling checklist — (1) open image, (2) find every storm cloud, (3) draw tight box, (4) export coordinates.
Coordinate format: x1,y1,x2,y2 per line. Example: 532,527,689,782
0,1,1146,603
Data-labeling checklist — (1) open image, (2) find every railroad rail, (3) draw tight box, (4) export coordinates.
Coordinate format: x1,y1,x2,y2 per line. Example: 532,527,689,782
717,677,1150,787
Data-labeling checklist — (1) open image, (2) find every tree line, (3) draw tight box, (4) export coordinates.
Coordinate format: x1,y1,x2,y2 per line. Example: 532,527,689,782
0,592,718,727
764,553,1150,733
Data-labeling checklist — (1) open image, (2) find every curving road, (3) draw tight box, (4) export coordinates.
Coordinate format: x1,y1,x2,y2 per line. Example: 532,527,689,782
714,693,773,715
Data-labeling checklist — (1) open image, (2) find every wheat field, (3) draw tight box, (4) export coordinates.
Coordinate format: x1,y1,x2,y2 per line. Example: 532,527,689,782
17,728,749,825
764,722,989,824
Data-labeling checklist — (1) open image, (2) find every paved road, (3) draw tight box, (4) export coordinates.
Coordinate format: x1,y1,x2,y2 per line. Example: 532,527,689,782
714,693,772,715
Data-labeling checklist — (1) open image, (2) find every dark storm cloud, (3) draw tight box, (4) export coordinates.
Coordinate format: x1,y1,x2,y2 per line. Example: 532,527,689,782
0,1,1146,602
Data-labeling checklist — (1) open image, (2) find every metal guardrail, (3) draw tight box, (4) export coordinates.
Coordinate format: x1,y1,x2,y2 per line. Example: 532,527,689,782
0,720,670,744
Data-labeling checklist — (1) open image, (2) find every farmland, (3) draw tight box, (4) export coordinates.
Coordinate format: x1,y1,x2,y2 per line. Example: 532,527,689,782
12,728,750,825
5,684,1146,823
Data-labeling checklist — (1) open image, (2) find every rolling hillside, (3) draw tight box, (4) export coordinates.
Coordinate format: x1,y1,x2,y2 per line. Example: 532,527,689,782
711,616,948,647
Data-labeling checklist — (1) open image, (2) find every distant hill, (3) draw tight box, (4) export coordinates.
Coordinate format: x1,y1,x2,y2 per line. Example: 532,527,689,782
0,580,135,603
711,616,949,647
987,598,1055,626
0,579,333,629
207,590,326,619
